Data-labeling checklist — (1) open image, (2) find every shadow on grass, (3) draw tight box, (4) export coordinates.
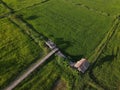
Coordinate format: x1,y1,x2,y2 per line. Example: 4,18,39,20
88,55,116,89
96,55,115,66
16,14,48,40
26,15,39,20
54,38,84,61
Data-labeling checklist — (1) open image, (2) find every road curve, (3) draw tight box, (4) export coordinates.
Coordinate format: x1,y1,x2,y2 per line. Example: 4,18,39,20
4,48,58,90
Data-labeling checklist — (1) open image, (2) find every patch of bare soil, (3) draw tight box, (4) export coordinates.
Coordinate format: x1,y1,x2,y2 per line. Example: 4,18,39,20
52,79,67,90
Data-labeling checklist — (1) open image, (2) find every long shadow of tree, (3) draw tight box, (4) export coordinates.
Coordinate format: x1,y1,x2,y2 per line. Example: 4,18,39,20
88,55,116,89
54,37,84,61
26,15,39,20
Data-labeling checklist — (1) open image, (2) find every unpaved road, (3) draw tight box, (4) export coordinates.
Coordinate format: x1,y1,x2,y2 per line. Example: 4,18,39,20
4,48,58,90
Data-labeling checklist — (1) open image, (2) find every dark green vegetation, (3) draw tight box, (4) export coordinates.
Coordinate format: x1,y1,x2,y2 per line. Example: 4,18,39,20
0,0,120,90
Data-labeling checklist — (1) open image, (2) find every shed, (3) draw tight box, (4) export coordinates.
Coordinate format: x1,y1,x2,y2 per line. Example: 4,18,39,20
74,58,90,73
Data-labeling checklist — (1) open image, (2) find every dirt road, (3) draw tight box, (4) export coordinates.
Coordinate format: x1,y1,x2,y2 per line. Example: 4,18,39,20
4,48,58,90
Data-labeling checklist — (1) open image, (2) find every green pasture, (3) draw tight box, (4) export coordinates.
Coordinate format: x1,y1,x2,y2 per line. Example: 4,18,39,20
0,0,120,90
16,0,113,59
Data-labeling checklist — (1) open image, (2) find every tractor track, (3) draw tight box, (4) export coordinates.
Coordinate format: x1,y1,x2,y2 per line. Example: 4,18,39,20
0,0,50,19
75,3,112,17
88,16,120,89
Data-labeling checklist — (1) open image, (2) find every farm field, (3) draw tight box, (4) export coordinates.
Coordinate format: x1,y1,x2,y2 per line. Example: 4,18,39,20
0,0,120,90
0,18,45,89
16,0,113,59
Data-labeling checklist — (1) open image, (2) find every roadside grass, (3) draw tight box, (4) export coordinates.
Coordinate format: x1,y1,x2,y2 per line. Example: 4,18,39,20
2,0,48,10
14,57,96,90
16,0,113,59
0,18,44,89
92,24,120,89
69,0,120,16
14,57,64,90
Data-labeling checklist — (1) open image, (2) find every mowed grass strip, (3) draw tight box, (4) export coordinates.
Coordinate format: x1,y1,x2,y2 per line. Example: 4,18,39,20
16,0,113,58
93,24,120,89
0,18,44,89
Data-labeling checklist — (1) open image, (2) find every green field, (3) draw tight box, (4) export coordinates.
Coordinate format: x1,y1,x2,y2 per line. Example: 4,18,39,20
0,18,44,89
16,0,113,58
0,0,120,90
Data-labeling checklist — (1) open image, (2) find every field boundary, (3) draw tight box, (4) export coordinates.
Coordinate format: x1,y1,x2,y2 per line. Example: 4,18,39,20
75,3,111,17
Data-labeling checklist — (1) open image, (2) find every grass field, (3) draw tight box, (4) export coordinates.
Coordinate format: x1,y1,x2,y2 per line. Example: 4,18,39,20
0,18,44,89
16,0,113,59
0,0,120,90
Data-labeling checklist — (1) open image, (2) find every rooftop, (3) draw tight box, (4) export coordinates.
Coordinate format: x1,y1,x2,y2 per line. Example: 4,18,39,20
74,58,90,73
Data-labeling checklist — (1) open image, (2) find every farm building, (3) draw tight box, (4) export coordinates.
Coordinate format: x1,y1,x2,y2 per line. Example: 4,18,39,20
74,58,90,73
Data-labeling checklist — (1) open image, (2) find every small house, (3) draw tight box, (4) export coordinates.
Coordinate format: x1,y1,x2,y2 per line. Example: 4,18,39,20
74,58,90,73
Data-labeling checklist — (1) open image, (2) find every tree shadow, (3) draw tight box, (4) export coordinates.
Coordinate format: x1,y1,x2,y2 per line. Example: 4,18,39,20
54,38,85,61
68,55,84,62
41,0,50,3
96,55,115,67
55,38,72,49
88,55,116,89
26,15,39,20
15,14,48,40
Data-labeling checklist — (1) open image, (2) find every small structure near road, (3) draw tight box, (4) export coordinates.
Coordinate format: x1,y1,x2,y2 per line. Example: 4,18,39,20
45,39,56,49
45,39,66,58
73,58,90,73
56,51,66,58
